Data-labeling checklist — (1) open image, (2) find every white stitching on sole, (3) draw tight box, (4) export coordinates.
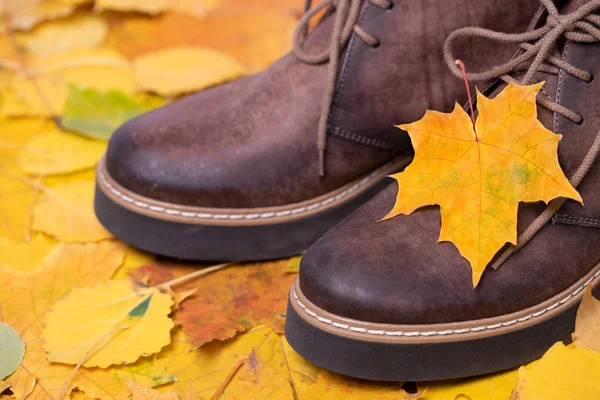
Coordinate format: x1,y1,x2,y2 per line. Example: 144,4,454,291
292,268,600,338
98,165,385,221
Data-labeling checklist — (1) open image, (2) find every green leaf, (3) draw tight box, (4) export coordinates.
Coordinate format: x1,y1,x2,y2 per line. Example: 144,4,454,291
284,254,303,274
0,322,25,380
61,84,165,140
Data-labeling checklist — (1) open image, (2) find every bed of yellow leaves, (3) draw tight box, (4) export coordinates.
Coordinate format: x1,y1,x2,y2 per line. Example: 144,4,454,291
1,1,600,400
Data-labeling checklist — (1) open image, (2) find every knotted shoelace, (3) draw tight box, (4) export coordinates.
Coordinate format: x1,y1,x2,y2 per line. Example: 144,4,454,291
292,0,393,176
444,0,600,270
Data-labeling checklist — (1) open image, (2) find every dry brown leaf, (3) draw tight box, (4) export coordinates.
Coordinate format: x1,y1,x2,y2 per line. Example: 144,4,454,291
132,261,296,346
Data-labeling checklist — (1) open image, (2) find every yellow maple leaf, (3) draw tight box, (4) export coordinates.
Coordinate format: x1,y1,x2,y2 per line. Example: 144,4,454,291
572,287,600,353
43,279,174,368
32,179,113,242
18,129,106,175
132,46,246,96
509,343,600,399
385,82,581,286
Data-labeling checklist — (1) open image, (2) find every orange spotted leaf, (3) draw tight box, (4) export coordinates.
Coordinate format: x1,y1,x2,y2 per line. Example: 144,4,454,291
132,261,296,346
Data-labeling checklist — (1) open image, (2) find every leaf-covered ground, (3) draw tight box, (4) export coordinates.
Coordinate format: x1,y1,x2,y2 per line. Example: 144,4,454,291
1,1,600,399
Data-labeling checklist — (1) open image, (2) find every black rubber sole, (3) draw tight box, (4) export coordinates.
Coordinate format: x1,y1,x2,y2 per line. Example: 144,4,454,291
284,284,600,382
94,178,392,261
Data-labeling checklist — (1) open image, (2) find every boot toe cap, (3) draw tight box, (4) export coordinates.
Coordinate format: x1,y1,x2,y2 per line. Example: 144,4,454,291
297,184,597,325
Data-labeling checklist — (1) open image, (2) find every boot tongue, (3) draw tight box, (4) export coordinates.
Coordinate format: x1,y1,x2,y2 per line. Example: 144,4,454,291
522,0,590,130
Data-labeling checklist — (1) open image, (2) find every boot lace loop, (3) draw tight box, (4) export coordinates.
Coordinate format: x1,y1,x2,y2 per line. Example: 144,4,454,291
444,0,600,270
292,0,392,176
444,0,600,124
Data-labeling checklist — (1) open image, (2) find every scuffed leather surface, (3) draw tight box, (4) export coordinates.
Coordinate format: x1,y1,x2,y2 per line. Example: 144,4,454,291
299,31,600,324
330,0,540,143
106,0,539,208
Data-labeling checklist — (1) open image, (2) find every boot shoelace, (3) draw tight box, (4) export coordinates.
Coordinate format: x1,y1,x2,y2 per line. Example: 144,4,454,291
292,0,393,176
444,0,600,270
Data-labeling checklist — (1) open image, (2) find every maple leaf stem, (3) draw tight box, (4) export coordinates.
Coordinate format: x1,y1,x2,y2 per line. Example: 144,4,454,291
210,358,247,400
455,59,477,139
54,325,129,400
157,262,233,290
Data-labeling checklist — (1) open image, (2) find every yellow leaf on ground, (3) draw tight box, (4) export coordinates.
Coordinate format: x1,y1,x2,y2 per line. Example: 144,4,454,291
216,349,294,400
0,69,15,89
169,0,222,20
108,12,295,73
0,242,177,400
384,82,581,286
15,14,108,57
95,0,220,18
509,343,600,399
572,287,600,353
220,0,305,14
0,169,38,241
95,0,168,14
43,279,174,368
0,235,54,272
133,260,296,346
301,370,420,400
69,390,96,400
11,75,66,117
112,247,155,280
0,118,50,241
11,48,134,117
132,46,246,96
2,0,75,31
32,179,112,242
0,88,31,117
154,326,276,398
420,370,518,400
126,381,178,400
18,129,106,175
204,326,416,400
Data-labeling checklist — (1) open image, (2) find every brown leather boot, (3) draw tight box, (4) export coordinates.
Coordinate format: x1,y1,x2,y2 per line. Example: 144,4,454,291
285,0,600,381
95,0,538,260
